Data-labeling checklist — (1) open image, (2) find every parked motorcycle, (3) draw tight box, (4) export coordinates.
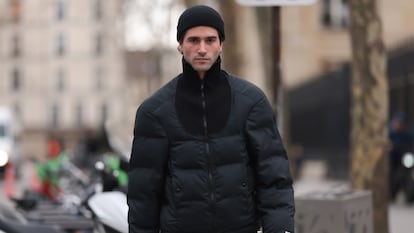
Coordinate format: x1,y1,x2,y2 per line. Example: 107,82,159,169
1,150,129,233
7,190,95,233
61,153,128,233
77,156,128,233
7,187,128,233
86,191,128,233
93,153,128,194
0,200,65,233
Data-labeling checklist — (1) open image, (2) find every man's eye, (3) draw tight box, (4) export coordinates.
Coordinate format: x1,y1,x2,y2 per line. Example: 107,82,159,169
206,38,216,43
188,38,199,43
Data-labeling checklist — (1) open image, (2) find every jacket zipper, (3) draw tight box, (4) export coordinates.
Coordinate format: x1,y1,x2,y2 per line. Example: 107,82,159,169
201,81,216,232
201,81,214,201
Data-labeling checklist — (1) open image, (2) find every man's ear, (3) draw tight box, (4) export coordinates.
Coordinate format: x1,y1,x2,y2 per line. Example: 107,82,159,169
177,45,182,54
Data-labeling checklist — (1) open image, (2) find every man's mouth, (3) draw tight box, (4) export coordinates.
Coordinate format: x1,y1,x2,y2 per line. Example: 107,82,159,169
195,58,209,62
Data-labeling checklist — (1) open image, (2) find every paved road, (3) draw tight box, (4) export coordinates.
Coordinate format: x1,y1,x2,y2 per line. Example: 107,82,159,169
389,200,414,233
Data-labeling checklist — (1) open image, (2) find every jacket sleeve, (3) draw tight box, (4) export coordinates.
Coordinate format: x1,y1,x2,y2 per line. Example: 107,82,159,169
245,96,295,233
128,106,169,233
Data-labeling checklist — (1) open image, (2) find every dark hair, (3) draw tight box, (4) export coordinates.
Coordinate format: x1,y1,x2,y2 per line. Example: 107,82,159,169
393,112,407,123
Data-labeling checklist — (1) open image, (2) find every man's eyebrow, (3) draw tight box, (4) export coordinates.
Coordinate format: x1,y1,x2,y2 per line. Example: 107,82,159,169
187,35,218,40
187,36,200,39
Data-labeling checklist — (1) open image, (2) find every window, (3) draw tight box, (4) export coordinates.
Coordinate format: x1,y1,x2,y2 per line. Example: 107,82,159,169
56,68,66,91
0,124,7,137
55,33,66,57
101,103,108,125
95,32,103,56
9,0,21,23
75,103,83,126
95,67,104,91
321,0,349,28
94,0,103,21
10,68,21,91
56,0,66,21
51,104,59,127
13,104,21,120
11,34,21,57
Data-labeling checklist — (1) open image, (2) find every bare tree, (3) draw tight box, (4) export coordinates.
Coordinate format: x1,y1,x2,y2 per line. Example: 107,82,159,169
217,1,243,75
349,0,389,233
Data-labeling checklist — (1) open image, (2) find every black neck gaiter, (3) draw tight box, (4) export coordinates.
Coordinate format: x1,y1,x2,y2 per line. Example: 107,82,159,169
175,57,231,136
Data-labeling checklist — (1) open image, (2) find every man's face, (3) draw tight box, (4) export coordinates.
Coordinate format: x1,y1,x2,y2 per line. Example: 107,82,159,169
392,118,405,132
178,26,223,79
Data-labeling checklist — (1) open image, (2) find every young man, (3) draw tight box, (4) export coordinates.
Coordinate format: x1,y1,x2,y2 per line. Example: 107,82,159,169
128,5,295,233
388,112,414,201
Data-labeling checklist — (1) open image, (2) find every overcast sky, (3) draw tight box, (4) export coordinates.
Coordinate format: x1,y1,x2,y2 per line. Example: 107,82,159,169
123,0,185,51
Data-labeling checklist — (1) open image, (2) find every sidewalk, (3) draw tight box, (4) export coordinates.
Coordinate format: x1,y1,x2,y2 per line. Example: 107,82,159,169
294,160,414,233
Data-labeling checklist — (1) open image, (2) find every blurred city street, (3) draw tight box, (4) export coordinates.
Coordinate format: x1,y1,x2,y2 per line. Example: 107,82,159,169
1,159,413,233
1,1,414,233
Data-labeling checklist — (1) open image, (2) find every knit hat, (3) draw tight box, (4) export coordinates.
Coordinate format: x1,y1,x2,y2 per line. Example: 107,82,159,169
176,5,225,42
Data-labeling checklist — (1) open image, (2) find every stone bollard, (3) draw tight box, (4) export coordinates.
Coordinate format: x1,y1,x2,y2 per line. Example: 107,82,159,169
295,189,373,233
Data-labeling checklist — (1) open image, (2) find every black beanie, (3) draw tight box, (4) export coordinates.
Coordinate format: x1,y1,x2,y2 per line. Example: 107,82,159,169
177,5,225,42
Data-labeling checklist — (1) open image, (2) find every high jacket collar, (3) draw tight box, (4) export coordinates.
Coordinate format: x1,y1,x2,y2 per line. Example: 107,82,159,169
176,56,230,135
181,57,222,85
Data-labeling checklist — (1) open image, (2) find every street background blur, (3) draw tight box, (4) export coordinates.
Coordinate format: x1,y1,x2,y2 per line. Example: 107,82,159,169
1,0,414,233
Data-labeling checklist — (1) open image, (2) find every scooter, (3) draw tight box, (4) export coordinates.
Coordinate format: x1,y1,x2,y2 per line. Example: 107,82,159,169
58,157,129,233
7,190,95,233
3,154,129,233
86,191,128,233
58,156,128,233
6,183,127,233
75,159,128,233
4,158,97,233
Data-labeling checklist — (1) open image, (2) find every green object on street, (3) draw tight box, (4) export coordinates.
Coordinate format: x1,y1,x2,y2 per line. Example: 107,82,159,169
104,153,128,187
36,152,67,186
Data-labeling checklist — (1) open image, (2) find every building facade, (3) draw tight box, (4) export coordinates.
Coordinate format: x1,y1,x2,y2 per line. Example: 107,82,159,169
0,0,125,160
282,0,414,179
281,0,414,88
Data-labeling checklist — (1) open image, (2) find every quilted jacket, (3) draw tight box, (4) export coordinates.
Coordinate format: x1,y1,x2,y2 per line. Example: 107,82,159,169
128,58,295,233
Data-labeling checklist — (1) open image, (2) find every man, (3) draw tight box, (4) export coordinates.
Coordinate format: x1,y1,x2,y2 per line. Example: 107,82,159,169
128,5,295,233
388,112,414,201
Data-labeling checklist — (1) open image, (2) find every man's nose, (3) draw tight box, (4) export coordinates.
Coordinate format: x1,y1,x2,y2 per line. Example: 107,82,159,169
198,41,207,54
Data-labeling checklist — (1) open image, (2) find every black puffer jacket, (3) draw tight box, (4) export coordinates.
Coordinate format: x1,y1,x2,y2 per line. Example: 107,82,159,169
128,58,295,233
